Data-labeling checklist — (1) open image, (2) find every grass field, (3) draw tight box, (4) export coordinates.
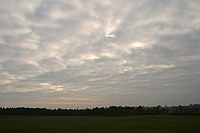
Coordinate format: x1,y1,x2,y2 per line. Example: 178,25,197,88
0,115,200,133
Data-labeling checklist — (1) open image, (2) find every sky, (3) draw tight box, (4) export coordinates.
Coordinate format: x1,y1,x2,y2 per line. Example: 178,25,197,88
0,0,200,108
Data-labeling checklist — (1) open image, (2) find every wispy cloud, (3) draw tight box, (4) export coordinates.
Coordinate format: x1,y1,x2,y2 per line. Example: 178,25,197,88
0,0,200,108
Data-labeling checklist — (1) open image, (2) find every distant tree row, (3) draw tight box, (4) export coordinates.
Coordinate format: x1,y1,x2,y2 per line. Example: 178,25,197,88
0,104,200,116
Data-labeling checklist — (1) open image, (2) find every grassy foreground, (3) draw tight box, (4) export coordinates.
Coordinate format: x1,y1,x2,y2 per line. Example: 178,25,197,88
0,115,200,133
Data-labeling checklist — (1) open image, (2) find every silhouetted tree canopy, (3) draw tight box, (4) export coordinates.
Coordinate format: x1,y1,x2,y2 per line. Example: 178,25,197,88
0,104,200,116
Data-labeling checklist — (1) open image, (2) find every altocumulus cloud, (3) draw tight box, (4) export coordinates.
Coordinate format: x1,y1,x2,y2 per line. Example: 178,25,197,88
0,0,200,108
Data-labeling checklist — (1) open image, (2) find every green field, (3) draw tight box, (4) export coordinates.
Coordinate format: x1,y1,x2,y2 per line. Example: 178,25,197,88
0,115,200,133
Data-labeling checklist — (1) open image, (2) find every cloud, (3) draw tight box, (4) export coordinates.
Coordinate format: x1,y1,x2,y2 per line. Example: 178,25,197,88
0,0,200,108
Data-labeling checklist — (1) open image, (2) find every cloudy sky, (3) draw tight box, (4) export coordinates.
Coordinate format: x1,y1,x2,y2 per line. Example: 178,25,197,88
0,0,200,108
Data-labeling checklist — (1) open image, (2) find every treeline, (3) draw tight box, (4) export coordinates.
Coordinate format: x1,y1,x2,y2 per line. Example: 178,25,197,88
0,104,200,116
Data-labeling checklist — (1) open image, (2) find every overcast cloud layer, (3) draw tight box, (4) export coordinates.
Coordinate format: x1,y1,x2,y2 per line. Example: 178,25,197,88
0,0,200,108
